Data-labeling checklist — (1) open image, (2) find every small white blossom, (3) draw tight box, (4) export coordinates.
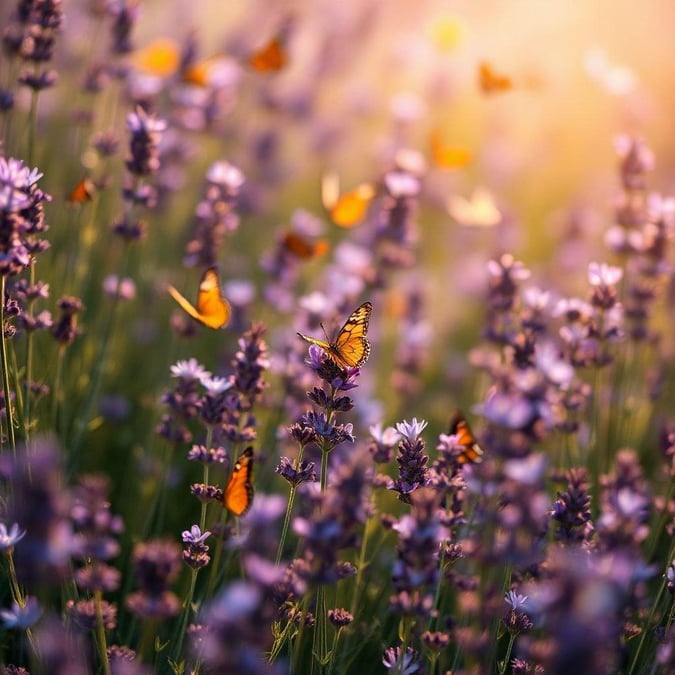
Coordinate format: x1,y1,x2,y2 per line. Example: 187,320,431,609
395,418,428,442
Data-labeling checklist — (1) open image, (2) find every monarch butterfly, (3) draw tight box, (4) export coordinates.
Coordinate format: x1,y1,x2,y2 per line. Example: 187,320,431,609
321,172,376,228
297,302,372,370
224,447,254,516
478,61,512,94
447,187,501,228
167,267,231,329
449,411,484,465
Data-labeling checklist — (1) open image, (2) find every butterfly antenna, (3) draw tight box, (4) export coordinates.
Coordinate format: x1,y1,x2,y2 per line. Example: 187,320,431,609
320,322,330,340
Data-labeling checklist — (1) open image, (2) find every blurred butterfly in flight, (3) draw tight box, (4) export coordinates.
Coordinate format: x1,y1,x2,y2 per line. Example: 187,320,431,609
167,267,231,329
321,172,376,228
447,186,501,228
224,447,254,516
478,61,512,94
248,16,294,73
449,411,484,465
297,302,372,370
280,231,330,260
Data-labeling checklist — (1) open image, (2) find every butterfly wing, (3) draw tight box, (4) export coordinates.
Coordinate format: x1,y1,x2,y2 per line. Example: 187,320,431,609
168,267,231,330
297,302,372,370
479,61,512,94
331,301,372,368
449,411,484,464
296,332,331,353
224,447,254,516
249,37,286,72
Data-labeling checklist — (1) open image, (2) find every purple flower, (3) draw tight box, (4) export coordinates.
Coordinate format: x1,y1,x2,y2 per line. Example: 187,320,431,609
170,358,210,382
1,597,42,629
382,645,420,674
0,522,26,551
182,525,211,546
505,590,529,611
395,418,428,443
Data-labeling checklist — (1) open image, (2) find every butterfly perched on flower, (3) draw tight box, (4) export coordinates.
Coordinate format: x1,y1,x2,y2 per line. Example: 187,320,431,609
478,61,512,94
321,172,376,228
449,411,484,464
297,302,372,370
167,267,231,329
224,447,254,516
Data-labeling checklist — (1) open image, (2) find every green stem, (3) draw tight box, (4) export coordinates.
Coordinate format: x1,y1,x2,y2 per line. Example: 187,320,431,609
205,509,228,599
275,446,305,566
26,87,39,166
0,275,16,454
51,344,65,436
171,567,199,665
199,426,214,533
498,632,517,675
310,447,332,674
70,243,132,468
311,584,328,675
94,589,111,675
22,262,37,443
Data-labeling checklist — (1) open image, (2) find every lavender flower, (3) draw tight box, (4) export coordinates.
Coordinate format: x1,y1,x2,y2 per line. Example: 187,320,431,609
0,436,74,584
382,645,420,674
183,160,245,268
0,522,26,552
389,418,430,502
182,525,211,569
125,539,181,620
1,596,42,629
0,156,51,278
389,488,446,619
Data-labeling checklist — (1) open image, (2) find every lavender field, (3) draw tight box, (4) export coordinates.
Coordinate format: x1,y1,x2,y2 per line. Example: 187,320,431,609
2,1,675,674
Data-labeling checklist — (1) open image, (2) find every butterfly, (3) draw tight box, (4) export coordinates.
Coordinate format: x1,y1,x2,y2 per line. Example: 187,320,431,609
321,172,376,228
224,447,254,516
167,267,231,329
430,130,472,170
447,187,501,228
297,302,372,370
449,411,484,465
130,37,180,77
67,177,96,204
281,231,330,260
478,61,512,94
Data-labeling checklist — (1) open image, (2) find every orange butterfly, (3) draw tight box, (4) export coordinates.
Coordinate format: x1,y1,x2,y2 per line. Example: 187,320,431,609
67,178,96,204
130,37,180,77
167,267,231,329
281,231,329,260
321,172,376,228
297,302,372,370
449,411,484,465
249,38,285,72
430,130,472,170
478,61,512,94
224,447,254,516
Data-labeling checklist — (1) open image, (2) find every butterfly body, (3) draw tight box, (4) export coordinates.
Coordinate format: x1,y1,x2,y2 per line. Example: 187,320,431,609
297,302,372,370
449,412,484,465
167,267,231,330
224,447,254,516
